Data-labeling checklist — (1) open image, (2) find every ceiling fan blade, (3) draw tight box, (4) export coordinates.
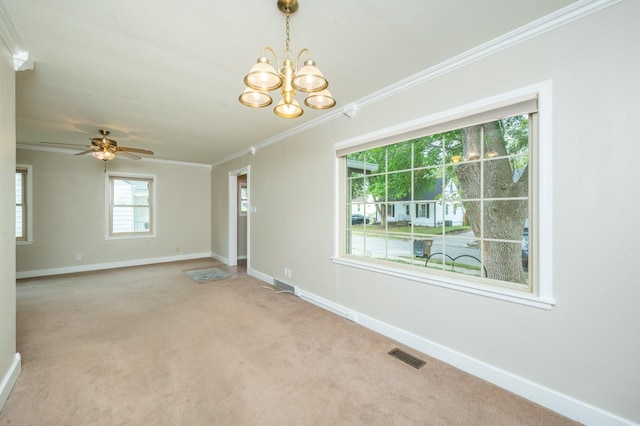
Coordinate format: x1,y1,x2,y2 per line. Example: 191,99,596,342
119,147,154,155
41,141,89,148
118,151,142,160
74,149,97,156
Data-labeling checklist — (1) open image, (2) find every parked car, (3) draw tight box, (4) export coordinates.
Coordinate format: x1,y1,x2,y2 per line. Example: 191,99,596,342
351,214,370,225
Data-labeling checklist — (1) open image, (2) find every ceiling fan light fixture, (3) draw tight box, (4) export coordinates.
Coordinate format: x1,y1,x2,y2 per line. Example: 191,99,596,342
238,0,335,119
92,150,116,161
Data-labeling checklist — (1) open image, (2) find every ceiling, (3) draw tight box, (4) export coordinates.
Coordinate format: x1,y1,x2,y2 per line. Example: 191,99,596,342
3,0,575,165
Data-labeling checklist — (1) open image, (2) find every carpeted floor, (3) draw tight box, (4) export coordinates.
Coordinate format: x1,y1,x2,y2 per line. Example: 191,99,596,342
1,259,578,425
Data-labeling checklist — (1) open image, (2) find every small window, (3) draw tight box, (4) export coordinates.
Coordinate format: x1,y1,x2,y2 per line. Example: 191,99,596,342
107,173,155,238
239,183,248,216
15,168,27,241
16,165,33,243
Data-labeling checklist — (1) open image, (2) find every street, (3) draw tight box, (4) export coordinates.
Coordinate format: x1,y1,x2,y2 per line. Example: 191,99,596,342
351,231,481,266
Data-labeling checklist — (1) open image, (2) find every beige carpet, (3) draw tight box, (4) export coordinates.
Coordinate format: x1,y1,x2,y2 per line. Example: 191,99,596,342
1,259,578,425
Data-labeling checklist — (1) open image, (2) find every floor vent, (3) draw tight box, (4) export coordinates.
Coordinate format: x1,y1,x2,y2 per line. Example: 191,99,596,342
273,279,295,293
388,348,426,369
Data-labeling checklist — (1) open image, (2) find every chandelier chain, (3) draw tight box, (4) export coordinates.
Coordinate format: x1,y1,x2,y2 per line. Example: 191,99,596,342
285,12,291,54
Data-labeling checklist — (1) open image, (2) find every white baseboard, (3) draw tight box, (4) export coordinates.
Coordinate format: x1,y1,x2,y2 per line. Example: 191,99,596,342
0,353,21,412
247,268,273,285
16,252,213,279
210,252,229,265
292,286,635,426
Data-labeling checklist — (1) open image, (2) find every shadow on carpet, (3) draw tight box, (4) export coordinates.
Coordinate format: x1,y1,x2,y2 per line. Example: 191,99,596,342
186,267,231,283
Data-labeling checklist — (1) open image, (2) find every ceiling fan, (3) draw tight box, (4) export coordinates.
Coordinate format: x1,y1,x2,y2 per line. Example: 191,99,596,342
42,129,154,161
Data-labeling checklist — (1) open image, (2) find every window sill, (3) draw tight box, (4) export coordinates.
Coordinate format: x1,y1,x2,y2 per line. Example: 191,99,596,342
16,240,33,245
331,256,555,310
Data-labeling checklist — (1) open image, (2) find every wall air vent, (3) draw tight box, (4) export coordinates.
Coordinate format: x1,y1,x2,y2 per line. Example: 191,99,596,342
388,348,426,369
273,279,295,293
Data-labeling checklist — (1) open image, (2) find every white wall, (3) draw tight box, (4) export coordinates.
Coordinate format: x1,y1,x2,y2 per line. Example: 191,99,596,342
0,39,20,411
15,148,212,275
211,2,640,424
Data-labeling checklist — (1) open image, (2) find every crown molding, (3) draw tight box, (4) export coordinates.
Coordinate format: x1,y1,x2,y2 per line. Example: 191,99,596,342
16,144,212,169
214,0,622,168
0,2,33,71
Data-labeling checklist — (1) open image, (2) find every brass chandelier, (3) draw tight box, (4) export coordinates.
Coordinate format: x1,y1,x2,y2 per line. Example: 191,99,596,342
239,0,336,119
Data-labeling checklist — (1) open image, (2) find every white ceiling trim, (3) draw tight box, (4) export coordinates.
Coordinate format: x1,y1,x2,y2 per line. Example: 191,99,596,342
0,2,33,71
211,0,622,168
16,144,212,169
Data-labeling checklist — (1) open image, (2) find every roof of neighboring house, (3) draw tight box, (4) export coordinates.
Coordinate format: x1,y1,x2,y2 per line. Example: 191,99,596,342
347,159,379,174
392,178,443,203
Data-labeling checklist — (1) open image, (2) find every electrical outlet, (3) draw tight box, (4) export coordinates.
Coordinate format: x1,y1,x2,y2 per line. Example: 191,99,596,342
287,269,292,278
75,254,82,261
284,267,289,277
176,246,180,252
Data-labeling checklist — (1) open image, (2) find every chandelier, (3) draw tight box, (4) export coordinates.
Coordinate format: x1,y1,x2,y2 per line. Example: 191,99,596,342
238,0,336,119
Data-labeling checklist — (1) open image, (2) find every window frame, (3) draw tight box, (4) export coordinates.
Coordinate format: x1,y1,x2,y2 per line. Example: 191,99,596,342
16,165,33,244
105,172,157,239
333,82,554,309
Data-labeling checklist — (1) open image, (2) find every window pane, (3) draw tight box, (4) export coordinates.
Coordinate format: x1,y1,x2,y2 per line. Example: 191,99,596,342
15,173,23,203
500,115,529,156
364,148,386,174
387,142,411,172
113,179,149,206
442,166,462,201
16,206,23,238
483,200,528,241
452,162,481,200
113,206,150,233
483,240,528,285
346,153,365,178
348,177,365,201
414,168,440,200
387,171,411,202
414,137,442,168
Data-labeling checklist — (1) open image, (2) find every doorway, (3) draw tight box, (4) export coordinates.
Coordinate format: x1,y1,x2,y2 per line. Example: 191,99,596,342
228,166,250,267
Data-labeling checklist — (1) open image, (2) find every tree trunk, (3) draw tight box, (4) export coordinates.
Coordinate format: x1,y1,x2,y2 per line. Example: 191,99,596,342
455,122,528,284
375,202,387,227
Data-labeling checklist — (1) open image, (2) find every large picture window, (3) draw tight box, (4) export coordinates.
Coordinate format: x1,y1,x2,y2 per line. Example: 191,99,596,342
107,174,155,238
335,85,553,307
